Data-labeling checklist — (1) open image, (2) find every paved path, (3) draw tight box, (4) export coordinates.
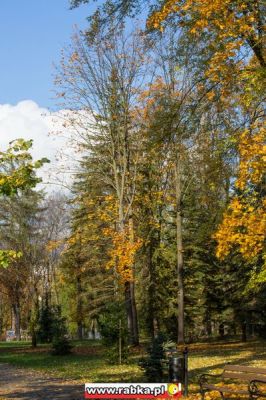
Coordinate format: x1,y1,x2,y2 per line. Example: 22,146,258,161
0,364,84,400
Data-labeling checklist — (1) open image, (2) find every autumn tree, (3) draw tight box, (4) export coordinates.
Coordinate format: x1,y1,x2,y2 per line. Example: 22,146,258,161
69,0,265,341
0,138,49,268
41,193,70,302
148,1,265,67
59,167,116,339
71,0,265,264
132,28,205,343
75,0,264,70
147,0,266,282
0,189,46,340
55,27,148,345
214,113,266,287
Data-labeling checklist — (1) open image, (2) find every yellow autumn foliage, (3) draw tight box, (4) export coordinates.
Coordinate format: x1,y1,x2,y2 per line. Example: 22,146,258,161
148,1,258,51
103,226,142,283
46,239,64,252
214,125,265,261
148,1,265,264
148,0,263,93
214,198,266,260
236,128,266,190
186,391,248,400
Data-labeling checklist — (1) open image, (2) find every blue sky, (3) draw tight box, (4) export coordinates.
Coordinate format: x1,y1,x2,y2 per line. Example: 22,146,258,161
0,0,90,109
0,1,95,189
0,1,141,191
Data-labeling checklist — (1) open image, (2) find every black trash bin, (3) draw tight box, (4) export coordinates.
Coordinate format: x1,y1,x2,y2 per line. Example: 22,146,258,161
169,356,185,383
168,348,188,397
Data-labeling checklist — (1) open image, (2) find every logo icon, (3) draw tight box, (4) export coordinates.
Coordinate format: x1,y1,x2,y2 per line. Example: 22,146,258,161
168,383,181,396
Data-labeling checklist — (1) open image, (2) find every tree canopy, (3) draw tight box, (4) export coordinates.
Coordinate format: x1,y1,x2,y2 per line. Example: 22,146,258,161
0,139,49,267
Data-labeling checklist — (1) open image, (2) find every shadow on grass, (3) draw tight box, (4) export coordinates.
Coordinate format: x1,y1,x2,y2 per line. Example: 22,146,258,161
2,384,83,400
0,362,83,400
0,339,265,387
188,340,266,383
0,349,105,380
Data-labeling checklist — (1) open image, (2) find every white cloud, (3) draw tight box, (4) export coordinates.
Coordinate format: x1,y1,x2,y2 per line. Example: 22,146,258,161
0,100,80,193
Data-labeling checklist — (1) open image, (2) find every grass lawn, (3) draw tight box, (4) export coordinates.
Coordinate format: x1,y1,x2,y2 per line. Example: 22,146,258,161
187,340,266,398
0,340,143,383
0,339,265,398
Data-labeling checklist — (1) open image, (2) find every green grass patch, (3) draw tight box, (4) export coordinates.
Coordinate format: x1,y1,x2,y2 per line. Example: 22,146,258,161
0,339,265,387
0,341,32,348
0,340,143,383
186,339,266,395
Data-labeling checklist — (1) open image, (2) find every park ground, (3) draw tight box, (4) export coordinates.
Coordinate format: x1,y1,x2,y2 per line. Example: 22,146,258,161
0,339,265,399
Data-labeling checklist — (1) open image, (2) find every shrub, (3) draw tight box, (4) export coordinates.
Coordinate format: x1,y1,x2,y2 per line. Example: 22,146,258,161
51,335,73,356
98,302,128,364
139,334,166,382
37,302,54,343
37,300,72,355
37,303,68,342
50,306,72,356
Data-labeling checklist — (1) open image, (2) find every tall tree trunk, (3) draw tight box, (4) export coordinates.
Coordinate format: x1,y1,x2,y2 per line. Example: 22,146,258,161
31,330,37,348
147,242,155,340
77,322,83,340
130,281,139,345
175,159,185,345
219,323,225,338
12,302,21,341
76,275,83,340
125,281,134,343
124,271,139,345
128,215,139,345
30,306,38,348
118,206,137,345
120,207,139,346
31,285,39,348
0,298,3,336
205,308,212,337
241,322,247,342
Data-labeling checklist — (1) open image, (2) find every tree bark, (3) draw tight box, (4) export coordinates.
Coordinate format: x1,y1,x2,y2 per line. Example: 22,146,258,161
219,323,225,338
241,322,247,342
30,286,39,348
175,159,185,345
119,208,139,346
130,281,139,345
76,275,83,340
31,330,37,348
77,322,83,340
205,311,212,337
125,281,134,343
147,242,156,340
12,302,21,341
